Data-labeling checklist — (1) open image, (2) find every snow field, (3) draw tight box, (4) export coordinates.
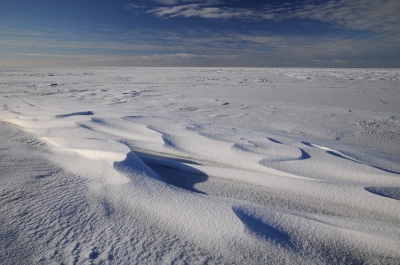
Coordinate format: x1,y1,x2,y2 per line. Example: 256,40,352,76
0,67,399,264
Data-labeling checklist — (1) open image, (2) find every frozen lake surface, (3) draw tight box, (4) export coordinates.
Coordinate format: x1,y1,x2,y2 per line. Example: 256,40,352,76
0,67,399,264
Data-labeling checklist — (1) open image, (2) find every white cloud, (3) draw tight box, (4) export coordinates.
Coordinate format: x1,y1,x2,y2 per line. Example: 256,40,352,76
148,4,263,20
128,53,237,61
284,0,400,34
2,0,399,68
147,0,400,35
149,4,200,17
124,4,146,10
14,53,80,58
151,0,206,5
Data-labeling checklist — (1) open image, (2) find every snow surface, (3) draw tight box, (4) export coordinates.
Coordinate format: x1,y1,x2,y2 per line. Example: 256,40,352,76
0,67,399,264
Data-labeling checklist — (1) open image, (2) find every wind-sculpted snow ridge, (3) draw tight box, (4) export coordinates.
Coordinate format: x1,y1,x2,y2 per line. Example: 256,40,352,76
0,68,400,264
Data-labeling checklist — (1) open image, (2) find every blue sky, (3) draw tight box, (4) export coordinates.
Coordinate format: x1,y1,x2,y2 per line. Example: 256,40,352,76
1,0,399,67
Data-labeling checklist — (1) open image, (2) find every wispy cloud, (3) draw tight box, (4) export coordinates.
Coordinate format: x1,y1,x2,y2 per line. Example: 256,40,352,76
147,0,400,34
3,24,398,64
151,0,219,5
148,3,268,20
124,3,146,10
2,0,399,67
14,53,80,58
284,0,400,34
78,53,238,62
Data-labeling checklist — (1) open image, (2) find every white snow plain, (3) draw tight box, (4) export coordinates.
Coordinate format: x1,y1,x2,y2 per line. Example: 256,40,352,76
0,67,399,264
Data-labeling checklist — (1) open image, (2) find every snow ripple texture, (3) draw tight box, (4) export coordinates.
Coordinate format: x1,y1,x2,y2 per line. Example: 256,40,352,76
0,68,399,264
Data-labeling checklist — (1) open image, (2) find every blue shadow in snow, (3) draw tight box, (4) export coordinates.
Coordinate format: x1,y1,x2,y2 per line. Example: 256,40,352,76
302,142,400,175
136,152,208,195
232,208,293,248
365,187,400,201
299,149,311,159
55,111,94,119
267,137,283,144
326,151,400,175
